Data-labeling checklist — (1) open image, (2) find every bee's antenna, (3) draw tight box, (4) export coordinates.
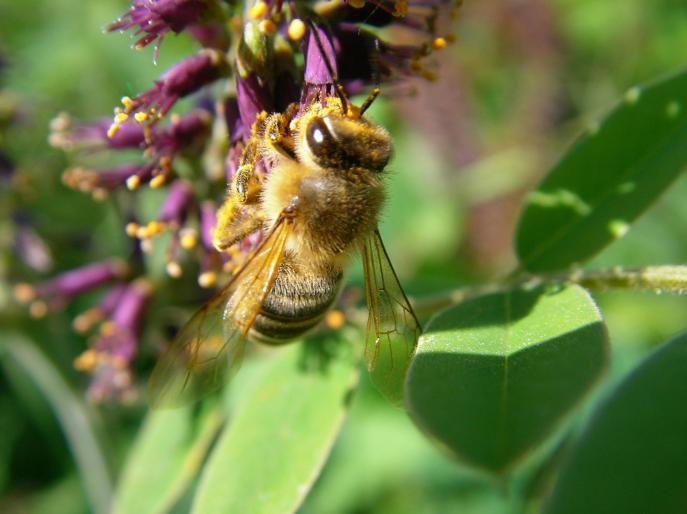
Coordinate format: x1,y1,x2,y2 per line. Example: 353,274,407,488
359,87,380,116
306,20,349,115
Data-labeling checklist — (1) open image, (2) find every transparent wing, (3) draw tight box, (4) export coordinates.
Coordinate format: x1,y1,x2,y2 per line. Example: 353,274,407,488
148,216,292,408
360,228,422,404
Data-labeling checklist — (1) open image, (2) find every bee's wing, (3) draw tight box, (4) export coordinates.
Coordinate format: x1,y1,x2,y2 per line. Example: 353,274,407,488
360,228,422,404
148,216,292,408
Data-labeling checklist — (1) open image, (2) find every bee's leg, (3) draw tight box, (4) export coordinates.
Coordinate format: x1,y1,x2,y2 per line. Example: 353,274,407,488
263,108,298,160
233,111,268,203
213,194,266,251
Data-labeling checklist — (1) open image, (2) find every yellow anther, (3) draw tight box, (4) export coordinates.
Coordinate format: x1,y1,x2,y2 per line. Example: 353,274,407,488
13,283,36,303
126,175,141,190
249,1,268,19
150,174,166,188
393,0,407,16
29,300,48,319
74,349,97,373
180,228,198,250
136,225,150,239
159,156,172,169
348,0,366,7
100,320,117,337
325,309,346,330
147,220,166,236
107,123,120,139
166,261,183,278
288,18,306,41
134,111,149,123
121,96,135,110
198,271,218,288
92,188,108,202
432,37,447,50
114,112,129,125
125,222,140,237
73,308,103,334
258,19,277,35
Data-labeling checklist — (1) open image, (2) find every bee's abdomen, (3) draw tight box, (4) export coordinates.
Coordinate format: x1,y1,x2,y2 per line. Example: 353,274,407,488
250,265,342,345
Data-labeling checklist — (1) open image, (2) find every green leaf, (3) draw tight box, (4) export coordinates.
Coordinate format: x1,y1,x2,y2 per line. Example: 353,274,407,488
405,285,608,473
191,334,359,514
112,403,223,514
545,331,687,514
516,69,687,271
0,332,113,514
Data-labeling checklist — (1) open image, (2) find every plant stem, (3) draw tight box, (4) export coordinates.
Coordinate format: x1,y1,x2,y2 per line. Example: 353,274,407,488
410,265,687,320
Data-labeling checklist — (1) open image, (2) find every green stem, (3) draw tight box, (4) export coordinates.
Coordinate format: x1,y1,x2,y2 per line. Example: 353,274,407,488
410,265,687,320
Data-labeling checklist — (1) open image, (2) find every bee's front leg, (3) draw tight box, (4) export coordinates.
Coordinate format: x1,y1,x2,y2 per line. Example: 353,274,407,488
213,194,266,251
233,111,268,203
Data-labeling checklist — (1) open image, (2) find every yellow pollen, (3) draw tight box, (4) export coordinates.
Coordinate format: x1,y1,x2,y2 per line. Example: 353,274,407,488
393,0,408,16
114,112,129,125
121,96,134,110
150,174,166,188
258,19,277,35
136,225,150,239
29,301,48,319
147,220,166,236
180,228,198,250
13,283,36,303
74,350,97,373
166,261,183,278
348,0,366,7
249,1,268,19
288,18,306,41
107,123,120,139
134,111,149,123
92,188,108,201
73,308,103,334
198,271,218,288
325,309,346,330
126,175,141,190
432,37,447,50
125,222,139,237
100,320,117,337
141,239,154,254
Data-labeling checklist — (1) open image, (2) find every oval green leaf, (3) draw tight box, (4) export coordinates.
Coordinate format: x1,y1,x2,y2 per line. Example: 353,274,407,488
516,69,687,271
112,403,223,514
545,331,687,514
192,335,359,514
405,285,608,473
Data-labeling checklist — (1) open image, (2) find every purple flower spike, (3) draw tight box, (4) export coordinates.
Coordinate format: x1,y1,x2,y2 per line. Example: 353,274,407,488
81,280,152,403
50,114,146,151
158,179,194,225
124,49,226,119
304,26,338,87
62,164,151,193
109,0,209,56
14,260,128,317
236,73,273,131
35,260,127,299
153,109,211,155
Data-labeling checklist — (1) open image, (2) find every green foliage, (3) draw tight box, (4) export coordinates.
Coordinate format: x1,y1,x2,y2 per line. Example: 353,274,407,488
406,285,608,472
545,331,687,514
516,69,687,271
2,1,687,513
192,336,359,514
112,403,223,514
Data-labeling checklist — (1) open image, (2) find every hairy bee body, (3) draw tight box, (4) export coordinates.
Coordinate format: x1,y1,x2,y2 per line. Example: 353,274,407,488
216,99,391,344
148,92,420,408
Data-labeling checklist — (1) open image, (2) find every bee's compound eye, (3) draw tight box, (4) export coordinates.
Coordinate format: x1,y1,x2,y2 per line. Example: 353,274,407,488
306,118,332,153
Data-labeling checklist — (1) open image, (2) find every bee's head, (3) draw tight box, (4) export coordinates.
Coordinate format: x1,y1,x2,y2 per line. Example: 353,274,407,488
303,111,392,173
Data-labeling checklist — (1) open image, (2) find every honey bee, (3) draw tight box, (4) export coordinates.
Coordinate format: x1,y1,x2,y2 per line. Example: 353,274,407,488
148,86,421,407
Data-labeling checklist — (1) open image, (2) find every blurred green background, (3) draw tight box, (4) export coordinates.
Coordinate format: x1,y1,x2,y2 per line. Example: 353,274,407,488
1,0,686,513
